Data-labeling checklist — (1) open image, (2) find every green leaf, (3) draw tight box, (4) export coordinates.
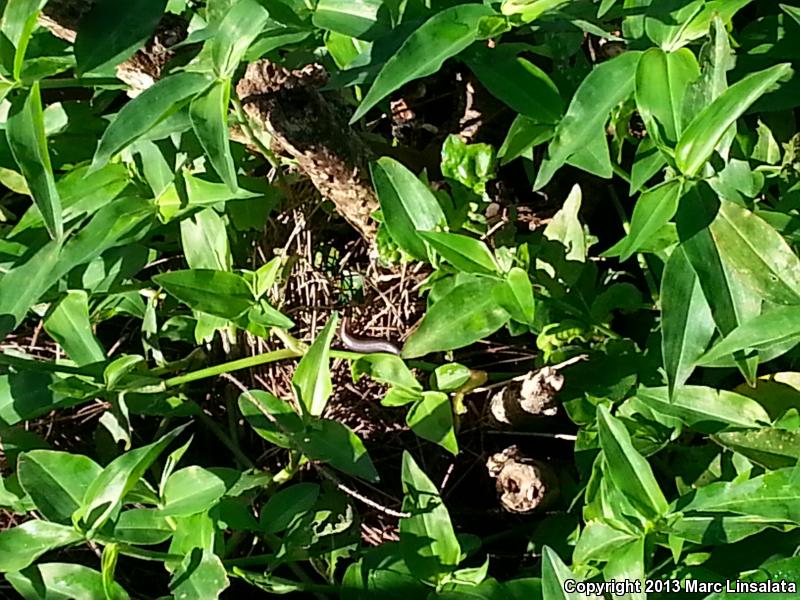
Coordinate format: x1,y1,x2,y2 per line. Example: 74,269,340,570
709,200,800,305
74,424,188,535
189,79,237,191
43,291,106,366
351,4,497,123
541,546,582,600
597,405,668,521
432,363,471,392
92,72,213,171
0,239,62,339
313,0,391,40
74,0,167,74
699,305,800,366
112,509,173,545
6,563,131,600
406,391,458,455
635,47,700,148
607,179,684,261
712,429,800,470
635,386,770,432
154,269,255,320
678,468,800,524
0,521,82,572
573,520,638,564
400,451,460,583
180,208,232,271
17,450,103,523
6,84,62,240
370,157,446,261
2,0,47,79
500,267,535,325
292,314,337,417
238,390,378,481
440,134,497,194
463,44,563,123
0,371,70,426
211,0,270,78
659,245,715,395
161,466,227,516
668,514,787,545
303,420,379,482
260,483,319,533
101,543,119,600
534,51,640,190
401,277,509,358
499,114,554,164
170,548,230,600
675,63,792,176
352,353,421,392
418,231,499,275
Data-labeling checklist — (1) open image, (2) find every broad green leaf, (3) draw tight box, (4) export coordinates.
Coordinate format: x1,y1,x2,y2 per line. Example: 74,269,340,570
406,391,458,455
292,314,337,417
43,291,106,366
101,543,119,600
635,48,699,148
432,363,471,392
370,157,446,261
629,137,667,193
534,51,640,190
679,0,754,48
260,483,319,533
440,134,496,194
74,424,188,535
541,546,583,600
597,405,668,520
0,371,71,426
189,79,237,191
238,389,303,449
699,305,800,366
157,172,259,222
313,0,390,40
675,63,792,176
659,245,715,395
211,0,270,78
573,520,638,564
401,277,509,358
0,521,82,572
180,208,232,271
238,390,378,481
400,451,460,583
167,512,215,571
92,72,213,171
500,267,535,325
0,239,62,339
710,200,800,305
676,186,761,381
668,514,788,545
170,548,229,600
635,386,770,431
463,44,563,123
418,231,499,275
603,537,645,600
17,450,103,523
6,563,131,600
112,508,173,545
607,179,683,261
499,114,554,164
540,184,586,283
7,84,62,240
74,0,168,74
302,420,378,482
351,4,497,123
678,468,800,523
352,353,422,392
154,269,255,320
2,0,47,79
713,429,800,470
161,466,227,516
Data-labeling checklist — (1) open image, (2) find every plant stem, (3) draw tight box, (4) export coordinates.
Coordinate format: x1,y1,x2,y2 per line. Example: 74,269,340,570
163,349,300,388
231,94,282,171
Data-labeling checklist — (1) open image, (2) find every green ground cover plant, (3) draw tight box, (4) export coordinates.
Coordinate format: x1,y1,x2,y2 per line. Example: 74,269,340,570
1,0,800,598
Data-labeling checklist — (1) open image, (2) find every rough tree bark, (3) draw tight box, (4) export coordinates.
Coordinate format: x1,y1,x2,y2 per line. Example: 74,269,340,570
38,0,379,241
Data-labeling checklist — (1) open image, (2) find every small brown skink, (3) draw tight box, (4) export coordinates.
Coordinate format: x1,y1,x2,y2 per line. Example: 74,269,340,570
339,317,402,355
